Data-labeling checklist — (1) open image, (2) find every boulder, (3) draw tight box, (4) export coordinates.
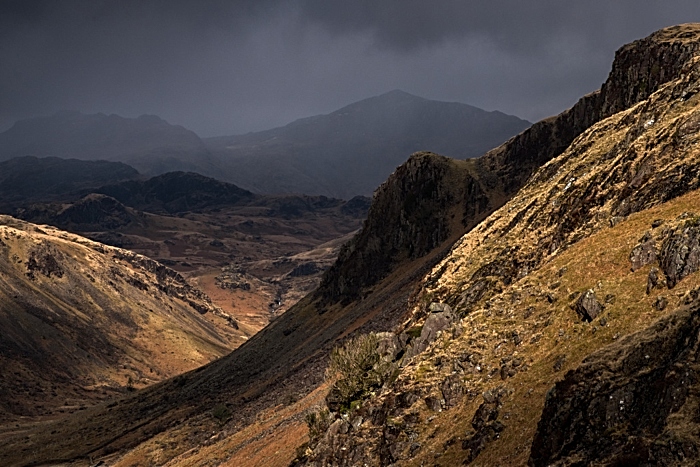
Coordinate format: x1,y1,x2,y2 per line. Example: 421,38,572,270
530,302,700,467
403,303,456,360
630,231,657,271
574,290,603,322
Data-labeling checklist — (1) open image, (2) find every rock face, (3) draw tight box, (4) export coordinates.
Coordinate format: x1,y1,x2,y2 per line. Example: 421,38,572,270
630,231,657,271
319,152,487,304
659,218,700,288
403,303,456,360
530,300,700,467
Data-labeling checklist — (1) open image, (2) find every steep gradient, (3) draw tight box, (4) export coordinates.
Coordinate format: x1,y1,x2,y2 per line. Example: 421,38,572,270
297,24,700,467
0,216,235,423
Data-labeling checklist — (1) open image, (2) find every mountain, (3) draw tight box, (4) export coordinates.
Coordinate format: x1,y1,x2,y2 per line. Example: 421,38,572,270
93,171,256,214
0,156,139,209
3,23,700,467
0,111,220,176
206,90,531,199
11,171,371,343
0,216,237,424
295,23,700,466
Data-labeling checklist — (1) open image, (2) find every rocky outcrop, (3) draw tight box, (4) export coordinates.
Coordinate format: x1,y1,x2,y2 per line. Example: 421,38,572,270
403,302,456,360
530,299,700,467
659,217,700,288
319,152,488,304
574,289,604,322
319,27,700,309
630,231,657,271
462,387,508,464
113,249,221,315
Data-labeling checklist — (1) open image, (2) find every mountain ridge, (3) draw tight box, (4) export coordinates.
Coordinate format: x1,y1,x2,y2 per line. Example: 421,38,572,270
294,23,700,466
205,90,531,198
3,23,700,467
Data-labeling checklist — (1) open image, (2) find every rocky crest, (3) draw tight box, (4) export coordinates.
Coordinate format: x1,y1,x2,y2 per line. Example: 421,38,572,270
297,24,700,467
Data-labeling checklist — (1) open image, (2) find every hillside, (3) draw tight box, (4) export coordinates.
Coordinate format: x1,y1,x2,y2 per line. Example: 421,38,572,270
11,172,371,339
0,156,139,209
0,216,237,425
296,23,700,466
0,111,220,176
3,23,700,467
206,90,531,198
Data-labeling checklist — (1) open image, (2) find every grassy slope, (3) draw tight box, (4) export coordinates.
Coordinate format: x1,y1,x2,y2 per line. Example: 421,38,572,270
383,58,700,465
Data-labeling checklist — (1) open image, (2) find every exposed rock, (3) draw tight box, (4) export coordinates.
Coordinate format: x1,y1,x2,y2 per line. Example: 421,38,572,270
424,395,443,412
654,296,668,311
630,231,657,271
552,354,567,372
289,262,322,277
659,220,700,288
215,272,251,291
113,249,221,315
530,302,700,467
26,243,64,279
647,267,665,294
440,374,464,408
462,388,507,464
429,302,452,313
574,289,603,322
403,304,456,360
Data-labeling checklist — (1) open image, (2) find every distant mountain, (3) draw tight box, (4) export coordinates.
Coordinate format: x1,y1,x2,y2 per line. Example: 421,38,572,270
94,171,256,214
92,171,370,217
0,111,220,176
206,90,531,199
0,94,529,200
0,156,139,208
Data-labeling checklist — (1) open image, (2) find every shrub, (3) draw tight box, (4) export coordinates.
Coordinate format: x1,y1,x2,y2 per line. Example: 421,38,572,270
305,407,333,443
325,332,396,413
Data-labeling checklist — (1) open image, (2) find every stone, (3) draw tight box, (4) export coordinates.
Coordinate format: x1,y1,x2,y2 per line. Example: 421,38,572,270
553,354,567,372
574,290,603,322
530,304,700,467
403,306,456,360
424,396,443,412
654,296,668,311
461,390,506,463
647,267,664,294
440,374,464,408
629,232,657,271
429,302,452,313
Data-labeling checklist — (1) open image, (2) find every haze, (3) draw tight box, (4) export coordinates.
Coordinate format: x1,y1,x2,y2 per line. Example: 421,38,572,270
2,1,700,137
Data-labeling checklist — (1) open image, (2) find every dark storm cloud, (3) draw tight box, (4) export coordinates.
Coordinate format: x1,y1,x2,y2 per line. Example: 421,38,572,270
1,1,700,136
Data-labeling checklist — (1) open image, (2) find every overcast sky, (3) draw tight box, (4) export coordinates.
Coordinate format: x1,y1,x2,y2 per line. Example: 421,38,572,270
2,1,700,137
